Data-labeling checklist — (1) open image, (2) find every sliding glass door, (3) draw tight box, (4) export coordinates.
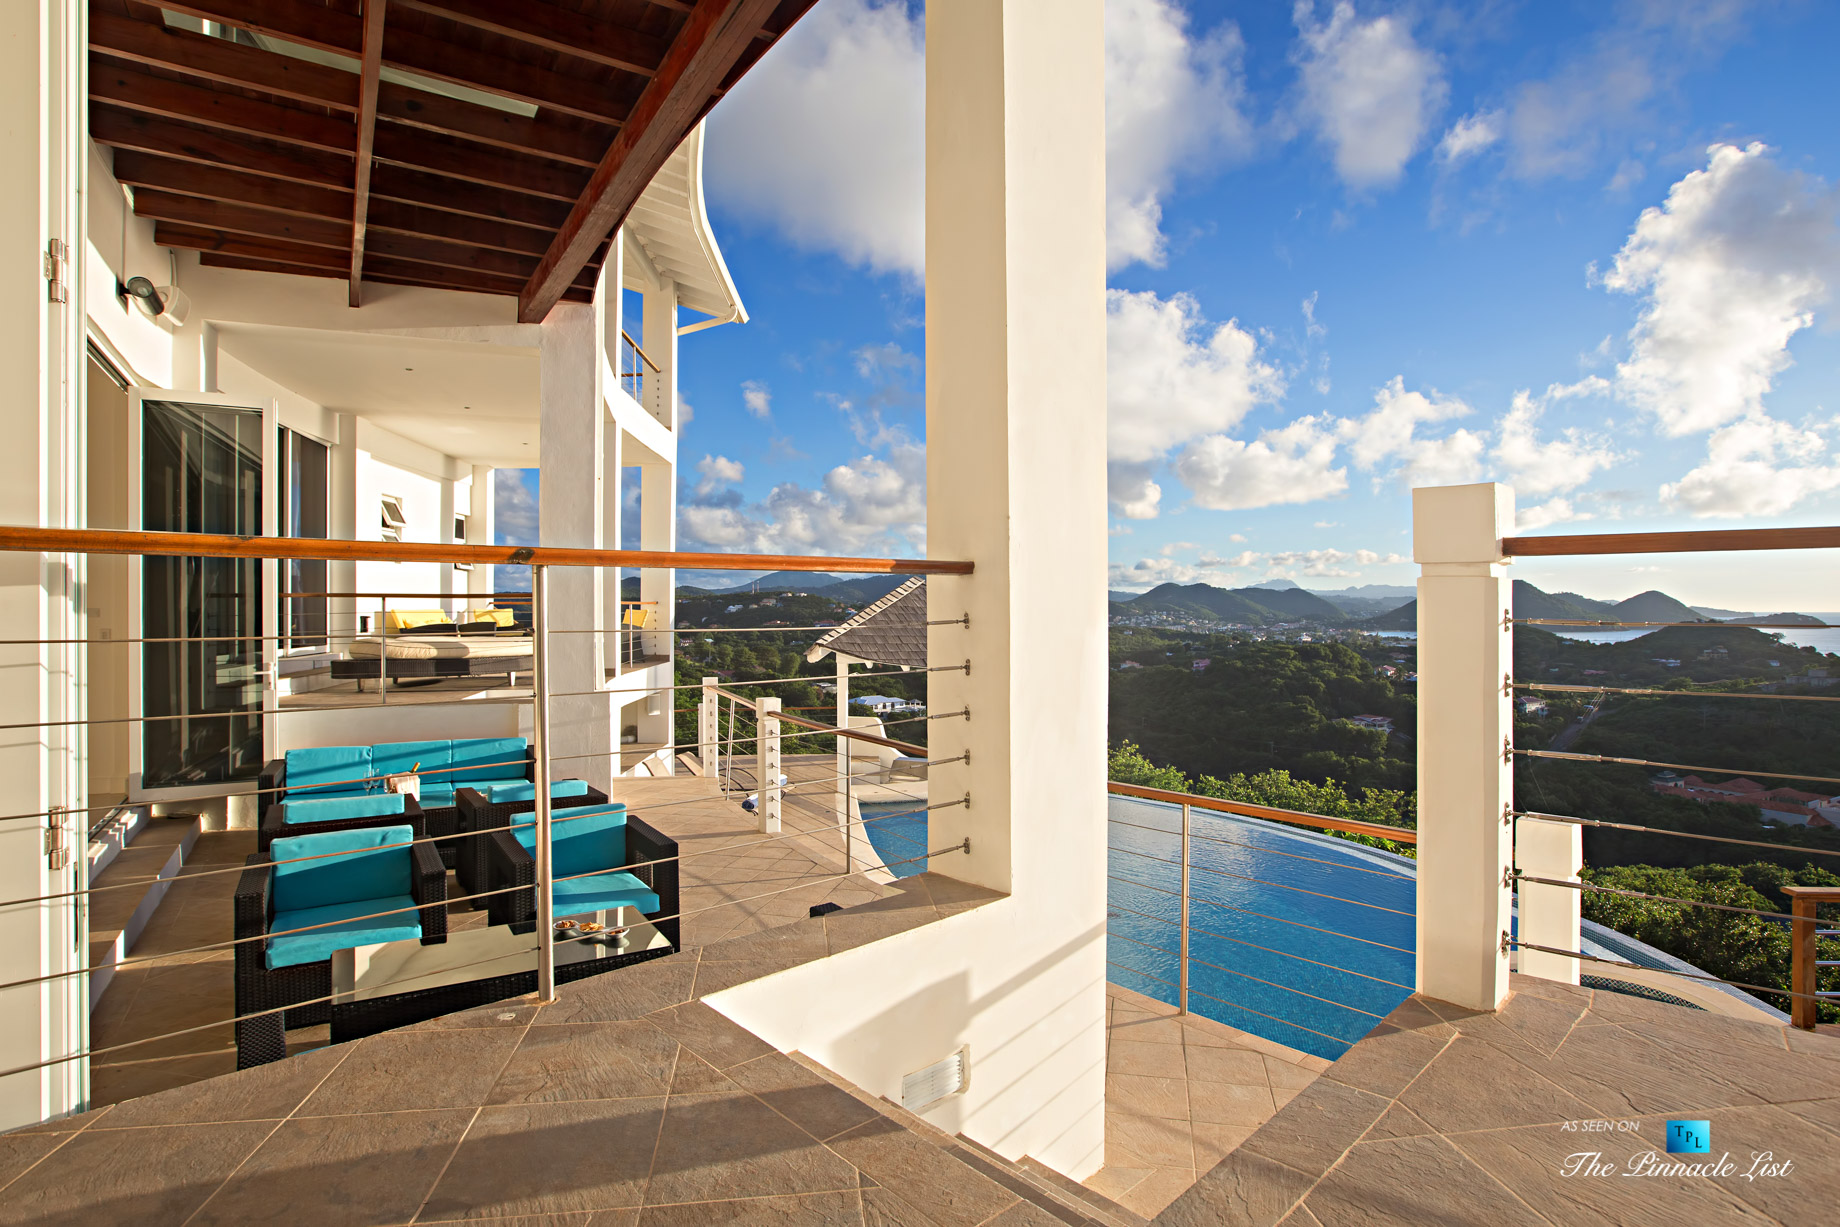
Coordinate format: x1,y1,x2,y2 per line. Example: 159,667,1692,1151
279,428,330,651
140,398,270,789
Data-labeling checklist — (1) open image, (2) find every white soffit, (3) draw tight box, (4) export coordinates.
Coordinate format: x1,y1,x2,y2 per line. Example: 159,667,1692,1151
624,123,747,331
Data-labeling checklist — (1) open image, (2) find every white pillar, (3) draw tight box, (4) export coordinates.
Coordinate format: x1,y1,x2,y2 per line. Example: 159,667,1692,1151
601,425,624,674
538,302,613,794
699,677,719,775
0,0,85,1129
1517,816,1583,985
467,465,494,601
703,0,1108,1179
757,697,781,834
639,462,674,662
834,655,849,835
642,278,678,430
1414,482,1516,1011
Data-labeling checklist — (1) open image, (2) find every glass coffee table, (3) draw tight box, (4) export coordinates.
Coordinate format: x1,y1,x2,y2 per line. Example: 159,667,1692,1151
328,909,673,1042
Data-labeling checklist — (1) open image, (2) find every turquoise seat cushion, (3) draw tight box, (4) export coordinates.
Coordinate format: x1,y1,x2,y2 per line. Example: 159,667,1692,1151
285,745,374,795
416,783,456,809
279,793,406,825
487,779,589,804
372,740,451,785
551,871,659,918
266,896,420,969
271,824,415,913
512,804,628,877
451,737,528,782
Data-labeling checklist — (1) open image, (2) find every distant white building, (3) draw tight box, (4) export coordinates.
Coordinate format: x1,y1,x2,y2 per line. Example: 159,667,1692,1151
851,694,923,714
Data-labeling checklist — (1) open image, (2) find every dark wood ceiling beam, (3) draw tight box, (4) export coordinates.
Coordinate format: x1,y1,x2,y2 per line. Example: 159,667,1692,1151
111,150,353,220
90,58,355,152
350,0,387,306
520,0,781,322
371,125,587,201
392,0,666,77
369,164,570,231
201,250,597,302
133,189,352,250
155,0,363,57
89,11,360,111
375,82,609,167
365,199,552,258
92,104,352,188
380,26,632,127
156,223,348,271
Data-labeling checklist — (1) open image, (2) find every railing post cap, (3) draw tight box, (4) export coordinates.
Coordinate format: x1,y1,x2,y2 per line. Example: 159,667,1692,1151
1414,482,1515,565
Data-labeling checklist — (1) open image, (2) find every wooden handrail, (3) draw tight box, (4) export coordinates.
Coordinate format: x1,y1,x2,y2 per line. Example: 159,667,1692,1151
708,685,929,756
1785,885,1840,1030
0,526,971,577
1108,780,1418,845
620,329,661,373
1503,526,1840,558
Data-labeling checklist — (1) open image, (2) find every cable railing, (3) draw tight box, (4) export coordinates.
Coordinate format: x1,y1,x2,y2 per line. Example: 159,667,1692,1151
0,525,975,1110
1103,780,1416,1061
1479,513,1840,1029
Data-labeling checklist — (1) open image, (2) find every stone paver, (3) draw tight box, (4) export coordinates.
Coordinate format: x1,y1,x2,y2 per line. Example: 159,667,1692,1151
1155,974,1840,1225
1083,984,1330,1219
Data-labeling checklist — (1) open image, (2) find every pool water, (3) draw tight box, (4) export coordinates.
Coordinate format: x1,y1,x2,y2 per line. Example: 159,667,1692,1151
859,800,931,878
1107,794,1416,1061
859,792,1418,1060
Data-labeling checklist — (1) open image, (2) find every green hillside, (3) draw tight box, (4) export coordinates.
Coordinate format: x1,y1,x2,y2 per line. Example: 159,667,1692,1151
1119,582,1344,625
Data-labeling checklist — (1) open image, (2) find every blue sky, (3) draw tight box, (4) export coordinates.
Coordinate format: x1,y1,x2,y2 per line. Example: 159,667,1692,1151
506,0,1840,611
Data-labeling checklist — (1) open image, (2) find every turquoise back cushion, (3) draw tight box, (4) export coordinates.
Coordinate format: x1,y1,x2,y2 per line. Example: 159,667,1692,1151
271,824,414,912
451,737,528,782
286,745,374,794
513,804,627,877
372,739,452,782
487,778,589,804
279,793,406,825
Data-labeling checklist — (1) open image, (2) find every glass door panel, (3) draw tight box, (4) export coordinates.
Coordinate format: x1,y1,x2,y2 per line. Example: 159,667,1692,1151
141,400,265,789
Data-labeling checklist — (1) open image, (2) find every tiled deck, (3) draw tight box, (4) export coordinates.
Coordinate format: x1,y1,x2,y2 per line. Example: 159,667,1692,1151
1085,985,1329,1219
1157,973,1840,1225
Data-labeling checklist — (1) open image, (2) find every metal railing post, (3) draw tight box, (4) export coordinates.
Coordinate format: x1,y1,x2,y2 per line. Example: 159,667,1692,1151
378,594,388,702
1179,801,1190,1016
530,564,556,1003
842,757,854,874
700,676,718,774
758,696,782,834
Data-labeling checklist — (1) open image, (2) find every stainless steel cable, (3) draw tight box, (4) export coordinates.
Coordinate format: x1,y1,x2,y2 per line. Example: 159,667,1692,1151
1107,815,1416,877
1109,846,1415,916
1511,809,1840,860
1515,748,1840,788
1514,681,1840,705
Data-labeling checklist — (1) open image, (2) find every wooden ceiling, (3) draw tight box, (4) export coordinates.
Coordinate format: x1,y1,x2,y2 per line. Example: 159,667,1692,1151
90,0,815,320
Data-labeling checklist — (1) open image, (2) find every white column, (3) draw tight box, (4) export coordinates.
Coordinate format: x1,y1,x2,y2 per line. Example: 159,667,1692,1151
1414,482,1516,1011
1517,816,1583,985
467,465,494,601
601,426,623,674
0,0,85,1129
757,697,781,834
639,462,674,662
699,677,719,774
538,302,613,794
834,655,849,835
641,278,678,430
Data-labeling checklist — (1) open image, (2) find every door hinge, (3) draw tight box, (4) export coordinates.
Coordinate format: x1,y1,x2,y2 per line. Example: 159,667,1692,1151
43,239,69,304
45,805,69,871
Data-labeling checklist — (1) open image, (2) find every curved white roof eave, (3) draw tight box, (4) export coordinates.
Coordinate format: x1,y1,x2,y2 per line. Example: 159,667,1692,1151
624,122,748,335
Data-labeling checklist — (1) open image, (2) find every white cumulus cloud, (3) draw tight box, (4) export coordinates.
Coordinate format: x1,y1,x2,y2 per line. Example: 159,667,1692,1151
1660,413,1840,518
1492,389,1619,496
680,439,927,556
1339,376,1483,487
741,380,773,420
1293,1,1446,189
1174,417,1348,511
694,454,745,498
1604,142,1840,437
1437,110,1501,163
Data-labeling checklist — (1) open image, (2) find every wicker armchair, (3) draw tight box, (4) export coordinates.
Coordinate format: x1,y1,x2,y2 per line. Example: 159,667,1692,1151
453,780,608,899
485,808,679,952
233,824,447,1068
258,793,427,855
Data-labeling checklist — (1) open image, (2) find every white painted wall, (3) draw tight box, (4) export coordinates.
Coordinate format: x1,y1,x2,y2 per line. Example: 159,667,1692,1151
710,0,1110,1179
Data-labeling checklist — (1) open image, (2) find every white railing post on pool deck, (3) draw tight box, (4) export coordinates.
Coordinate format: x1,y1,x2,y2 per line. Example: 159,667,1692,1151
530,564,557,1003
1414,482,1515,1012
1179,801,1191,1015
757,696,782,834
1517,815,1584,985
699,677,719,775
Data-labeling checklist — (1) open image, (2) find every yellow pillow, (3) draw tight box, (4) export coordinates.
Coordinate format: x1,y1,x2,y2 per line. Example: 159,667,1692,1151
469,608,519,627
383,608,454,633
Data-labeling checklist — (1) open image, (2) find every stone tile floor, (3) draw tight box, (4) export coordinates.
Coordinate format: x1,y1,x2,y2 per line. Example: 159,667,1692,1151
1082,985,1330,1220
85,772,888,1107
1156,973,1840,1225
